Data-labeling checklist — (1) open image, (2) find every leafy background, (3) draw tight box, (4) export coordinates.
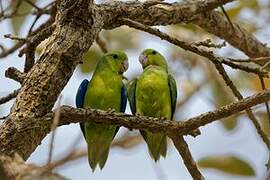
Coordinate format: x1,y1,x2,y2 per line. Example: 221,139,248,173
0,0,270,179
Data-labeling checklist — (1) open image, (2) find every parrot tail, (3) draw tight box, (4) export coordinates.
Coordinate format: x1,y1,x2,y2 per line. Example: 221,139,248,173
141,131,167,161
84,123,118,171
87,145,110,171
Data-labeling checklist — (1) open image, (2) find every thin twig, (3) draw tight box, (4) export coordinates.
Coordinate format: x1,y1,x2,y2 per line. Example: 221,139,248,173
192,39,226,49
5,67,25,84
0,42,24,58
228,57,270,66
0,116,7,121
47,95,62,166
170,135,204,180
0,89,20,105
19,24,56,73
220,6,234,31
4,34,26,42
259,76,270,125
45,133,142,170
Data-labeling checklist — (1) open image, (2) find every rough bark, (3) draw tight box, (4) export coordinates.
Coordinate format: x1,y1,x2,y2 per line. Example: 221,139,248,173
1,0,270,179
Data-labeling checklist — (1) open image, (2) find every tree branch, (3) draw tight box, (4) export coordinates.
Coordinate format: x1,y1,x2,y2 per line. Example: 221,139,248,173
170,135,204,180
0,155,66,180
213,62,270,150
121,19,268,77
54,90,270,136
194,10,270,62
100,0,235,28
5,67,25,84
0,89,20,105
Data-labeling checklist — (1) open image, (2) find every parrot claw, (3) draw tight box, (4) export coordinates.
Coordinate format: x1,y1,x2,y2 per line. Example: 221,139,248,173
135,112,141,116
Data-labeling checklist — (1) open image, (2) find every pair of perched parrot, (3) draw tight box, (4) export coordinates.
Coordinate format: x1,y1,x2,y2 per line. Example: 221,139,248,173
76,49,177,171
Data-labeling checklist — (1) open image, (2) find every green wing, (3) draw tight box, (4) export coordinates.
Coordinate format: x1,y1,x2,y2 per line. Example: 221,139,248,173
126,79,137,115
168,74,177,119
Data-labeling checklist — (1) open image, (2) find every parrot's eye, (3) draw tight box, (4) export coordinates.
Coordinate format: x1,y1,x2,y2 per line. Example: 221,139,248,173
152,50,157,55
113,54,118,59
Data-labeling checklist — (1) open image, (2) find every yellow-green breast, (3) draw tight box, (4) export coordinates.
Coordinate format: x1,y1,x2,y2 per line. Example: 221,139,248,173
136,65,171,119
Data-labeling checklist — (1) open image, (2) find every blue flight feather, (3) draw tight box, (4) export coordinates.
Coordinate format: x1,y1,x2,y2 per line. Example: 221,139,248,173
76,79,89,108
76,79,89,137
120,83,127,113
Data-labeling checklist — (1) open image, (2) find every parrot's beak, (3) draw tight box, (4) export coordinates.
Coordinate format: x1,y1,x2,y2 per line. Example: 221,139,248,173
121,59,129,73
139,54,148,65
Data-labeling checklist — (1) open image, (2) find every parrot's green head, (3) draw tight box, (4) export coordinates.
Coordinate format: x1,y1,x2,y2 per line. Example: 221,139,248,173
139,49,168,71
99,50,129,74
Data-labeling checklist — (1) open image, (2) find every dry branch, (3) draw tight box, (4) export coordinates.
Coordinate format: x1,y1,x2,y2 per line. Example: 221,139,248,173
55,90,270,136
194,10,270,62
0,155,66,180
0,89,20,105
5,67,25,84
214,63,270,150
170,135,204,180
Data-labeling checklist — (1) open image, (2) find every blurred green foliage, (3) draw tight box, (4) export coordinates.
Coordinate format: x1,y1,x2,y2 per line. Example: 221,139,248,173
101,28,139,50
211,77,238,131
198,155,256,176
11,0,37,34
79,48,103,74
227,0,259,18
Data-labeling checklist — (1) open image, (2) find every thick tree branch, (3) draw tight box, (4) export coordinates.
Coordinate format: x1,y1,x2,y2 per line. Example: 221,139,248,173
194,11,270,61
100,0,235,28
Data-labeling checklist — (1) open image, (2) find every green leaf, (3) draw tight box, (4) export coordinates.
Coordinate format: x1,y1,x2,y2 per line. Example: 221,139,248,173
226,0,259,18
221,117,238,130
211,79,238,131
79,48,103,73
11,0,37,34
198,155,256,176
226,6,242,18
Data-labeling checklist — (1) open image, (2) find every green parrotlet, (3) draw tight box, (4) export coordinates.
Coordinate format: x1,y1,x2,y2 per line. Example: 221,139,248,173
76,50,128,170
127,49,177,161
